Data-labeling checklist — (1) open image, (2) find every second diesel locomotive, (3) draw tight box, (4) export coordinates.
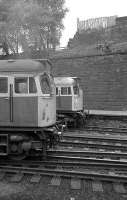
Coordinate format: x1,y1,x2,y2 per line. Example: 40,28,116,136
54,77,85,127
0,59,60,160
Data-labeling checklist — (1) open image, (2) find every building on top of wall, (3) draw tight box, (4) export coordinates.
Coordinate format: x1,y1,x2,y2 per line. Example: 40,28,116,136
77,16,118,33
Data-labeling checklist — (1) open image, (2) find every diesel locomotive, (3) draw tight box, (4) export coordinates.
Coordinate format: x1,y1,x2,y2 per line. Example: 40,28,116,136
0,59,60,160
54,77,85,127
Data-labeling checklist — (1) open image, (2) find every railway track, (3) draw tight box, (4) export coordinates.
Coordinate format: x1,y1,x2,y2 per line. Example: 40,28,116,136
60,133,127,151
1,155,127,170
60,141,127,151
67,129,127,137
1,127,127,183
63,132,127,142
47,149,127,159
1,157,127,183
1,137,127,183
85,126,127,134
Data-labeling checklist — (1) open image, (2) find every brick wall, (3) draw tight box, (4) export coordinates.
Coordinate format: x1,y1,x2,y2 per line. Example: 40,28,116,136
52,53,127,111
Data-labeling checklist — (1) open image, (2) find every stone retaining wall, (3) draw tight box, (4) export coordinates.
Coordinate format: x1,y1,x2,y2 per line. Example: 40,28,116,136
52,53,127,111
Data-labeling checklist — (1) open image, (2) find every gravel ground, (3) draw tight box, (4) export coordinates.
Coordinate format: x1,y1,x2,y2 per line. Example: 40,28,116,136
0,176,127,200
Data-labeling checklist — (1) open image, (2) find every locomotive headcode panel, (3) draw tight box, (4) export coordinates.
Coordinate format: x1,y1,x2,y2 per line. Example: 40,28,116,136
0,59,59,159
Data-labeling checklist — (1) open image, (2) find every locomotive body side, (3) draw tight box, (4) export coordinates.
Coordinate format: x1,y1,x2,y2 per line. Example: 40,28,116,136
0,73,38,127
0,60,56,127
0,59,59,159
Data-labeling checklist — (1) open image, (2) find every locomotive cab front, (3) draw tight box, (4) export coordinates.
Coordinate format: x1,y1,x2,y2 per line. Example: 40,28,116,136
38,72,56,127
55,77,84,128
55,77,83,112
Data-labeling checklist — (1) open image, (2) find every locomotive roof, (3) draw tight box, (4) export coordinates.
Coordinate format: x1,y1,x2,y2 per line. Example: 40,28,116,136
54,77,79,86
0,59,51,73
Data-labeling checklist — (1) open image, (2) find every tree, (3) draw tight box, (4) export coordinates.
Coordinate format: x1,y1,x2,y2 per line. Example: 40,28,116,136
0,1,10,55
0,0,68,55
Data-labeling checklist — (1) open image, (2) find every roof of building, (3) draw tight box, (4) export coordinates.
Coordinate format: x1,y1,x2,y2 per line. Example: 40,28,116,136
0,59,51,73
54,77,79,86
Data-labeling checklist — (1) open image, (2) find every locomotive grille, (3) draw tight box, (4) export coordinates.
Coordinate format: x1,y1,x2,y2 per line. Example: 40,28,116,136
0,134,8,155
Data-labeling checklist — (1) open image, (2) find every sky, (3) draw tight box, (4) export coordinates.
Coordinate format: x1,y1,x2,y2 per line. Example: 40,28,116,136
60,0,127,47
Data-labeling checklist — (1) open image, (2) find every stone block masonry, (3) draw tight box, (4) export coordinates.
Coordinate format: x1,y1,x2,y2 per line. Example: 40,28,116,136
52,53,127,111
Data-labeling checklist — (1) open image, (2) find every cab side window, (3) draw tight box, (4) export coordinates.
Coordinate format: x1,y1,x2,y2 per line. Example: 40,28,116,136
15,78,28,94
0,77,8,93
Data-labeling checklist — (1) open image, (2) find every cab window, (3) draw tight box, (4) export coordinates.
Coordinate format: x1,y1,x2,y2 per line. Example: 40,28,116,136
15,77,28,93
40,74,51,94
61,87,71,95
29,77,37,93
0,77,8,93
56,87,58,96
73,85,79,95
